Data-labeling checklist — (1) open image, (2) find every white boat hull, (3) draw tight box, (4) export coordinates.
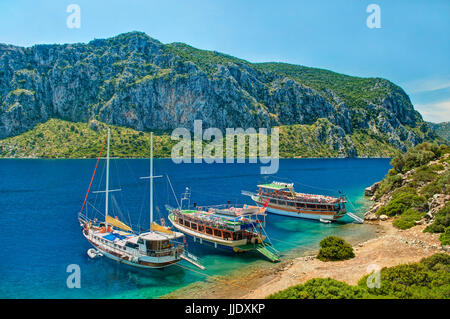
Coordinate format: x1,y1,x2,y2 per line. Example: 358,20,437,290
252,196,344,221
94,246,179,269
264,205,338,220
84,232,181,269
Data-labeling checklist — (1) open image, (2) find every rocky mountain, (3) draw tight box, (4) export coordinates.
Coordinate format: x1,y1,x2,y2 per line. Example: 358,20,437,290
428,122,450,141
0,31,440,157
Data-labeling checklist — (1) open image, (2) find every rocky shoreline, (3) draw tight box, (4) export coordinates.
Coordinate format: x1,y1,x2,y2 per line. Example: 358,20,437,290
162,220,445,299
363,153,450,228
162,152,449,299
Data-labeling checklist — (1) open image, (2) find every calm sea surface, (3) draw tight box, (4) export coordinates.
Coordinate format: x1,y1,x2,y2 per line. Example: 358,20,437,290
0,158,391,298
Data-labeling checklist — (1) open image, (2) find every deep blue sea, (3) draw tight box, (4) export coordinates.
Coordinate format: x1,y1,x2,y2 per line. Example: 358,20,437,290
0,158,391,298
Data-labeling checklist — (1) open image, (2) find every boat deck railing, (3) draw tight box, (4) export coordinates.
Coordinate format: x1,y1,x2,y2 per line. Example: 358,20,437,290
89,232,183,258
255,193,345,206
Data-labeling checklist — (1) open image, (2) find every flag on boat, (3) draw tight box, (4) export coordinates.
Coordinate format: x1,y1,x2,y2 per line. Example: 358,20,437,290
263,198,270,208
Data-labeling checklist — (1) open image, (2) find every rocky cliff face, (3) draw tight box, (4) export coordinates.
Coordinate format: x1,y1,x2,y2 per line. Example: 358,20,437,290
0,31,438,156
428,122,450,141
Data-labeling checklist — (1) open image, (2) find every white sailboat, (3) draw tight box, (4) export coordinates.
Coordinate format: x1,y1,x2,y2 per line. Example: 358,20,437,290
78,129,203,269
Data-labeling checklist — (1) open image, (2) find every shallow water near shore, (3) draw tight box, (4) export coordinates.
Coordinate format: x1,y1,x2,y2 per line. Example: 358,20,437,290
0,158,390,298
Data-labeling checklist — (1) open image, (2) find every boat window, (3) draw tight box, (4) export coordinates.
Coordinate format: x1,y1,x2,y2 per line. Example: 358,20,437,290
125,242,138,249
213,229,222,237
307,204,316,209
288,201,295,206
146,240,160,251
198,225,204,232
161,240,170,249
191,223,197,230
205,227,212,235
137,238,144,245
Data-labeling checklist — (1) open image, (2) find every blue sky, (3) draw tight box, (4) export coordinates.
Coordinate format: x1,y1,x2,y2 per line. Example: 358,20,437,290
0,0,448,122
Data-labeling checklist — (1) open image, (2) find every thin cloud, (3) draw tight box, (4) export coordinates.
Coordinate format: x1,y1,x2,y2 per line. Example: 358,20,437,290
403,78,450,94
415,100,450,123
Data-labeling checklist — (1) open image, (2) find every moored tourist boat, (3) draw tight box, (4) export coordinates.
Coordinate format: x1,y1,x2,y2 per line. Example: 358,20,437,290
243,181,348,222
78,129,203,269
167,189,280,262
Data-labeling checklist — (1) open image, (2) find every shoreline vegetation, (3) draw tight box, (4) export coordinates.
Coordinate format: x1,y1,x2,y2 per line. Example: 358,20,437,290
162,142,449,299
0,118,405,159
163,216,447,299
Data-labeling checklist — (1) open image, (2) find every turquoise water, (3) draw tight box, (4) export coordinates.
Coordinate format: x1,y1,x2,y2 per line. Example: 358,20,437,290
0,158,390,298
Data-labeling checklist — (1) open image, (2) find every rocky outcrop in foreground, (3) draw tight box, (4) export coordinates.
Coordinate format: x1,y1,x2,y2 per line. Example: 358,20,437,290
364,154,449,223
363,143,449,248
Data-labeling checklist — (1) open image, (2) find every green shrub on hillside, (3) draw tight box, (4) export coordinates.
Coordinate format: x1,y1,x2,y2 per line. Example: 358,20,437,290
390,142,443,174
267,278,368,299
392,208,426,230
425,203,450,234
421,170,450,200
358,253,450,299
316,236,355,262
439,227,450,246
374,174,403,199
377,192,428,217
390,186,417,198
429,163,445,172
268,254,450,299
411,165,438,187
373,142,449,235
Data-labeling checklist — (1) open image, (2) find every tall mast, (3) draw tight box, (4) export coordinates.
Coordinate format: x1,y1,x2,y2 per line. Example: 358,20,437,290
105,128,111,225
150,132,153,227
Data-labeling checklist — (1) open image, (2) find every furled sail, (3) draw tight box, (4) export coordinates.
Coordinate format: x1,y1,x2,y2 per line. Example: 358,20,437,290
105,215,132,232
151,222,174,235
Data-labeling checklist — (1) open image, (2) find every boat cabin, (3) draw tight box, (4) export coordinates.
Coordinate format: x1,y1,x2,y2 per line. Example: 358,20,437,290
258,182,294,197
257,182,345,212
132,232,184,257
172,208,262,243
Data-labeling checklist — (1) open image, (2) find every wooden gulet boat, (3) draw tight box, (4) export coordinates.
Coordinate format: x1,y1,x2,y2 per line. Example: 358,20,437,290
78,129,203,269
166,189,280,262
243,181,349,222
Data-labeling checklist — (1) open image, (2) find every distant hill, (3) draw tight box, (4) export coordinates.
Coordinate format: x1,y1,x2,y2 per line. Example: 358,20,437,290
0,31,441,157
0,118,400,158
428,121,450,141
